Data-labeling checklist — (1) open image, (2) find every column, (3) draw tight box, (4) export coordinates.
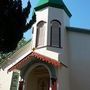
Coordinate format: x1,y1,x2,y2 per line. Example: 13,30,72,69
51,78,57,90
18,80,24,90
10,69,20,90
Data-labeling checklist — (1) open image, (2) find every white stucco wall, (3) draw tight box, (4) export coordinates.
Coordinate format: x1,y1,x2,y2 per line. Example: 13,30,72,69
48,7,70,66
32,7,70,66
0,69,13,90
48,7,70,47
68,31,90,90
57,67,70,90
32,7,48,48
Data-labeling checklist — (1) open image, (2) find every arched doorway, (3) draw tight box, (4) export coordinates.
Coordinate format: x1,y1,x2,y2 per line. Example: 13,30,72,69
25,65,50,90
8,52,60,90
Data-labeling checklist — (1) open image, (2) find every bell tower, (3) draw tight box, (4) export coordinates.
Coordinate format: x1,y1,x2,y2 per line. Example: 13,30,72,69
31,1,72,90
32,0,71,51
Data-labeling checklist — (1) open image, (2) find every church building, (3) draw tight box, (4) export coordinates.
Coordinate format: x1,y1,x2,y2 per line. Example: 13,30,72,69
0,0,90,90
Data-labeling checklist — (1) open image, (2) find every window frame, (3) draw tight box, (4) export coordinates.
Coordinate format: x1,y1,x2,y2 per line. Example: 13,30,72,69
36,21,46,47
50,20,61,48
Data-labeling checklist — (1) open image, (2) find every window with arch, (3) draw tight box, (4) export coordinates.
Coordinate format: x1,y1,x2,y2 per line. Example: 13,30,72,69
36,21,46,47
50,20,61,47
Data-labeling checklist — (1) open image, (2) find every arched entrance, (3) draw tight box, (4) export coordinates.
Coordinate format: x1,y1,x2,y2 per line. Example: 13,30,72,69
26,65,50,90
8,52,60,90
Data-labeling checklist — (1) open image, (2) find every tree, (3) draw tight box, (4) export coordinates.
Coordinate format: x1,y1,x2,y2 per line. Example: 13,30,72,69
0,37,28,64
0,0,36,53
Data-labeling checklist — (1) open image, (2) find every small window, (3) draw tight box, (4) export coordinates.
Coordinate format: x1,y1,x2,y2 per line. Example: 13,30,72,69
50,20,61,47
36,21,46,47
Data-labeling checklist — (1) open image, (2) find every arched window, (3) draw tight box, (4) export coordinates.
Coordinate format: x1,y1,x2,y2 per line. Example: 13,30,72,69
36,21,46,47
50,20,61,48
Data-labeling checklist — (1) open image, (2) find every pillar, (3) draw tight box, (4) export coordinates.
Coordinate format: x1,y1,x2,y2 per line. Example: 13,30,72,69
51,78,57,90
10,69,20,90
18,80,24,90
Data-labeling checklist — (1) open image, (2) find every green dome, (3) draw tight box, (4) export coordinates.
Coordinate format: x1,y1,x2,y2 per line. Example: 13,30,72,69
36,0,63,7
35,0,72,17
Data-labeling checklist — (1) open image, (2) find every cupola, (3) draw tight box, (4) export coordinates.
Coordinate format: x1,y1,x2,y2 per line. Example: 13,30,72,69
35,0,72,17
32,0,71,51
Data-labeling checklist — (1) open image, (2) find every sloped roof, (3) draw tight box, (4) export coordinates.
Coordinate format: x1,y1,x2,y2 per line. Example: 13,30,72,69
36,0,62,6
0,39,32,68
35,0,72,17
8,52,61,72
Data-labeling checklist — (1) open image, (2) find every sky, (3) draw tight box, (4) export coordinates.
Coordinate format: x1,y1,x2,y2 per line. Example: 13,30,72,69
23,0,90,40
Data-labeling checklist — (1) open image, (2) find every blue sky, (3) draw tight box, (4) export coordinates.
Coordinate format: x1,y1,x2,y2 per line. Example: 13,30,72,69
64,0,90,28
23,0,90,40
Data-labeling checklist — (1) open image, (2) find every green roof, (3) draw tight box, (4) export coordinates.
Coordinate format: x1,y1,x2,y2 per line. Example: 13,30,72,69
35,0,72,17
36,0,62,6
66,27,90,34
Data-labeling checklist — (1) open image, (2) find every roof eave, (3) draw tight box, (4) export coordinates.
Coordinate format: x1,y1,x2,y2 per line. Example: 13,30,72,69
66,27,90,34
35,2,72,17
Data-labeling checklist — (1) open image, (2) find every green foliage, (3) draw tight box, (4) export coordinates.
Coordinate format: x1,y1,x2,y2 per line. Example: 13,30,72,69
0,0,36,53
0,37,29,64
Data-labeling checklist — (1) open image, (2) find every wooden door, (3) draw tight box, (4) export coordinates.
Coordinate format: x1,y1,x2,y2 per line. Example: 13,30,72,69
38,78,49,90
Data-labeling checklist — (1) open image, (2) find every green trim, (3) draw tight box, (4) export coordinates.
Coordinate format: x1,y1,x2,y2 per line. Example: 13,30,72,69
66,27,90,34
35,0,72,17
10,72,19,90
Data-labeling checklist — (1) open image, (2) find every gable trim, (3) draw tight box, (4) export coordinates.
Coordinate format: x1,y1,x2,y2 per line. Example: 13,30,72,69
8,52,61,72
